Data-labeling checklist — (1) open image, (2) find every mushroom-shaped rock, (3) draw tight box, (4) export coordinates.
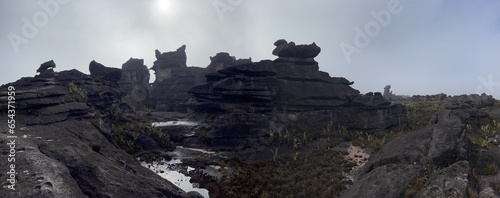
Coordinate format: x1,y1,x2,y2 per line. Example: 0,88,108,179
272,40,321,58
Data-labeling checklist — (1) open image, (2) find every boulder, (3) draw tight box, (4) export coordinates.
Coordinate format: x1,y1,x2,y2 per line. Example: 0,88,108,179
272,39,321,58
89,60,122,82
35,60,56,78
415,161,471,198
341,164,425,198
36,60,56,73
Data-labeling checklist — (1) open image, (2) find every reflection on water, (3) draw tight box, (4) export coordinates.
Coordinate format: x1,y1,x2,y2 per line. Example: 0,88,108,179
140,159,209,198
151,121,198,127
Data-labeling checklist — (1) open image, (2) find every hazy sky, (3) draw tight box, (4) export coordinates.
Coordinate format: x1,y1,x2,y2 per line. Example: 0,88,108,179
2,0,500,98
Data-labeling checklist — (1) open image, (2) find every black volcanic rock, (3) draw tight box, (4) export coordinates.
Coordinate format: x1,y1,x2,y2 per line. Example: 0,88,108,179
89,60,122,82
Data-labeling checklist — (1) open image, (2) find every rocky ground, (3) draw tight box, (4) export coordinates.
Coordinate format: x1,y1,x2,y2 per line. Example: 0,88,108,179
0,68,201,197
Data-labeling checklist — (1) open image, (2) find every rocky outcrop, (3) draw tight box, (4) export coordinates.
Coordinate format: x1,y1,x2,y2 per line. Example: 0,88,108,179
149,46,253,112
149,46,209,112
0,65,189,197
119,58,151,107
188,40,407,148
35,60,56,78
272,39,321,65
89,60,122,82
342,94,497,198
36,60,56,73
207,52,252,71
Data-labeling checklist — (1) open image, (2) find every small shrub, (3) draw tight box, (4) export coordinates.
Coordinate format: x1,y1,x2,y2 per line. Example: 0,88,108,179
479,163,498,175
467,186,478,198
404,174,430,198
68,82,88,102
469,135,490,149
493,181,500,192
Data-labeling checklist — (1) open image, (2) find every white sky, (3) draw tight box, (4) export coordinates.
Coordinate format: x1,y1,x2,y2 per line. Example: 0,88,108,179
1,0,500,98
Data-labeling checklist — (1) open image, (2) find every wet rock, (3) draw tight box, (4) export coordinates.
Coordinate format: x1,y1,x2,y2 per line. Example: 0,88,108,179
187,191,205,198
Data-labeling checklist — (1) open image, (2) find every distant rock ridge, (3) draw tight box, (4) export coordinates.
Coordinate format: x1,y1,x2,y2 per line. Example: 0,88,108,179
187,39,408,147
147,45,254,112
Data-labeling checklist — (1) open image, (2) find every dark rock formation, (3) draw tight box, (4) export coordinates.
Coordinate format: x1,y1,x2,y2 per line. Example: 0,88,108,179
149,46,205,112
89,60,122,82
149,46,209,112
154,45,187,69
207,52,252,71
0,68,189,197
36,60,56,73
149,45,253,112
119,58,151,107
35,60,56,78
188,40,407,148
272,39,321,65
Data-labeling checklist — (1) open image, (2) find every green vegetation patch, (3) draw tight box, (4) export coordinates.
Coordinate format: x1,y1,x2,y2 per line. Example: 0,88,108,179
68,82,88,102
218,146,349,198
